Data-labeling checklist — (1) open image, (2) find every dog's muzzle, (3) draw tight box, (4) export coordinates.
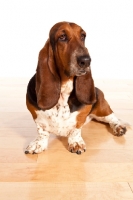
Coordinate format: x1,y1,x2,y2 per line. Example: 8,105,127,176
76,55,91,76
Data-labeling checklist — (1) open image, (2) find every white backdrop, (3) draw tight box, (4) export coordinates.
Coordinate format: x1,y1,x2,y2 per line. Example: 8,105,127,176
0,0,133,78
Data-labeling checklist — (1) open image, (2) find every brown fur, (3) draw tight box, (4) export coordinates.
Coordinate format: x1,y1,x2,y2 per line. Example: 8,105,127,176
36,40,60,110
90,88,113,116
75,71,96,104
76,105,92,128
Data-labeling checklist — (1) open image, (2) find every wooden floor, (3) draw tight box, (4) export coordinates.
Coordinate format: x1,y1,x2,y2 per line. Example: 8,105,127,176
0,78,133,200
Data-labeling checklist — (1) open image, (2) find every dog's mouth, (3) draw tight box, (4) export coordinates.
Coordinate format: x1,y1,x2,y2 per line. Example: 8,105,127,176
75,66,90,76
65,66,90,78
76,71,87,76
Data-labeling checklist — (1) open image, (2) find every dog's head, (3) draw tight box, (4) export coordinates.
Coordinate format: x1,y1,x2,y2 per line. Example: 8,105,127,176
36,22,96,110
50,22,91,77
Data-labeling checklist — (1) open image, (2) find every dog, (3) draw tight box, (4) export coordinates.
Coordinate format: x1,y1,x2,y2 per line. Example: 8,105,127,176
25,21,127,154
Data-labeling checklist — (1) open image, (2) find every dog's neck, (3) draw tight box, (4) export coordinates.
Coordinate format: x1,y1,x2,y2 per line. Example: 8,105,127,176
58,78,73,106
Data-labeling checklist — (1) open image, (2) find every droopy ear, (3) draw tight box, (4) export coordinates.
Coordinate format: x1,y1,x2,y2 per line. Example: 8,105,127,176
36,40,60,110
75,71,96,104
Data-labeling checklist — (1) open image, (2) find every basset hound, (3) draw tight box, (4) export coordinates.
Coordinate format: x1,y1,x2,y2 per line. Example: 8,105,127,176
25,21,127,154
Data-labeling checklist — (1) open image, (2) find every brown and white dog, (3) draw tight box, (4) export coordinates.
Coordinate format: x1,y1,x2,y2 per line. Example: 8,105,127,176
25,22,127,154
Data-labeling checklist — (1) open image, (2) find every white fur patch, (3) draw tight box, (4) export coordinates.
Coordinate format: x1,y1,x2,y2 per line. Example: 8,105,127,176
25,125,49,154
25,136,49,154
35,79,80,137
35,106,79,137
68,128,85,147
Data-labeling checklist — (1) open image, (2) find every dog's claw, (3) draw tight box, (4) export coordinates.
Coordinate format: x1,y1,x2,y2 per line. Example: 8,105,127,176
76,150,81,155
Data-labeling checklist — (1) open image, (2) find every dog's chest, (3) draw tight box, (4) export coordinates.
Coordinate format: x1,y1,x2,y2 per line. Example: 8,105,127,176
35,80,79,136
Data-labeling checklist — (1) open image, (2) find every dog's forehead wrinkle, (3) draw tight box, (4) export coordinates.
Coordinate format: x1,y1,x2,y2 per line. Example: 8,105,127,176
57,23,83,37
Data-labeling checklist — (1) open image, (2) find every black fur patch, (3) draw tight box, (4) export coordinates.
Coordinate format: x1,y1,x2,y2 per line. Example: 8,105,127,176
27,74,41,110
68,88,85,112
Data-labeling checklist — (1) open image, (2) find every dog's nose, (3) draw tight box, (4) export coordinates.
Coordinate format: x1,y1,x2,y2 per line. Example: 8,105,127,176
77,55,91,68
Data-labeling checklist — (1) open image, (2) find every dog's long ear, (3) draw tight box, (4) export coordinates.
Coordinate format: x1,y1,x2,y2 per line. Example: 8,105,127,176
36,40,60,110
75,71,96,104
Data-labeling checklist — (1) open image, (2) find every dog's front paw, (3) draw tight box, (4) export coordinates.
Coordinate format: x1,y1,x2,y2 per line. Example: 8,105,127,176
112,124,127,137
68,141,86,154
68,129,86,154
25,137,48,154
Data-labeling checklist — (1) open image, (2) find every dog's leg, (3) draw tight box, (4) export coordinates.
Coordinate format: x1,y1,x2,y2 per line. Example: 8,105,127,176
68,128,86,154
90,88,127,136
25,123,49,154
90,113,127,136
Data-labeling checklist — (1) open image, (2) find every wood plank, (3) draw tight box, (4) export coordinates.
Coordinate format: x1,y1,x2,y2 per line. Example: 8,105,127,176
0,112,35,128
0,87,26,99
0,128,133,150
96,84,133,93
114,110,133,126
0,127,37,137
0,105,27,112
105,92,131,100
105,100,133,110
82,123,133,150
0,133,133,150
0,149,37,163
0,77,29,84
37,149,133,163
0,112,30,120
0,137,37,149
0,134,66,149
0,182,133,200
129,182,133,192
0,163,133,182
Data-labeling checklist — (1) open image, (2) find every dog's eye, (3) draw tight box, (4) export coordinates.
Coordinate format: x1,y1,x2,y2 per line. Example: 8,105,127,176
81,34,86,41
59,34,67,41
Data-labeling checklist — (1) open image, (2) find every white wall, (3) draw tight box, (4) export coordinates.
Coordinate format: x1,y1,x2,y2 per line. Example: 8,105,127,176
0,0,133,79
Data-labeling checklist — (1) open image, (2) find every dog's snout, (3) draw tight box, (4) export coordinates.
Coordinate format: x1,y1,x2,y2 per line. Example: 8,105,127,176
77,55,91,68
